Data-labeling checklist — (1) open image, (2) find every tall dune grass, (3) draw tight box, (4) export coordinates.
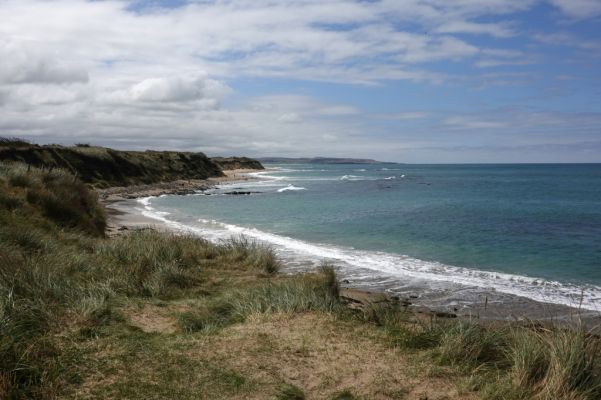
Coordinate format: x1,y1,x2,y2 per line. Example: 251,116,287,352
178,270,341,333
368,301,601,399
0,163,291,398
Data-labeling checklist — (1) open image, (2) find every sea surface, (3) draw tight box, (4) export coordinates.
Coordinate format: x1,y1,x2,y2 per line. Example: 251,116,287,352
133,164,601,316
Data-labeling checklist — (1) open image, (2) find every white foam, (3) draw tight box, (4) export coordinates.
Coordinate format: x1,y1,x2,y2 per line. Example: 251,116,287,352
277,185,306,193
138,196,152,207
384,176,396,180
133,198,601,312
248,171,288,181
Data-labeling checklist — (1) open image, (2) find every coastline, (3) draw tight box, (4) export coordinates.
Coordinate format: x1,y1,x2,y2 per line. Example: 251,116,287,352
101,168,261,235
100,170,601,328
98,168,260,202
7,157,601,398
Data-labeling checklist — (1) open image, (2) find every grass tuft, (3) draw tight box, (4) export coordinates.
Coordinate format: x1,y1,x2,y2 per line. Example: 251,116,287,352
319,263,339,298
177,270,342,333
330,389,358,399
276,383,306,400
220,236,281,274
536,328,601,399
438,321,508,367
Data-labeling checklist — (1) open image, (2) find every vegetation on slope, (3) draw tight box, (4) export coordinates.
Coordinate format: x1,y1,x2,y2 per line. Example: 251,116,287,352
0,138,263,188
211,156,264,171
1,162,601,399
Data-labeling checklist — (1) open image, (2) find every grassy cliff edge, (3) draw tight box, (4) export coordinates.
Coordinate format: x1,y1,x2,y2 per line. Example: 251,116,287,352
0,139,264,188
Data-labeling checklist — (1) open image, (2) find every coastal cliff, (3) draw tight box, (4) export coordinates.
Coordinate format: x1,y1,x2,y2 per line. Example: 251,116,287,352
211,156,264,170
0,139,263,187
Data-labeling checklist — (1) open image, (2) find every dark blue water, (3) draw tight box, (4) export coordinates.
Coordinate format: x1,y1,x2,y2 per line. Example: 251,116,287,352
140,164,601,311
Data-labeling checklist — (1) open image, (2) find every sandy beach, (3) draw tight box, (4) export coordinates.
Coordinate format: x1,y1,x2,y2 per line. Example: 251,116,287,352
101,168,262,234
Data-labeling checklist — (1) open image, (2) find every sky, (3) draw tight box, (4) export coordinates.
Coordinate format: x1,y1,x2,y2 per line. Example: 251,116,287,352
1,0,600,163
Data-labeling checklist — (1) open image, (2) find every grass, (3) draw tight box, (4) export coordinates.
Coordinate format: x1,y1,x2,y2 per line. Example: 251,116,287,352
218,236,281,275
1,161,601,399
364,299,601,399
0,163,290,398
0,138,265,187
329,389,358,399
0,139,225,186
176,272,341,334
276,383,306,400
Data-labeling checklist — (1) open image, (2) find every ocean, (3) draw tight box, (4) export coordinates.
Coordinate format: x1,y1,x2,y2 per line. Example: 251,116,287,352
132,163,601,315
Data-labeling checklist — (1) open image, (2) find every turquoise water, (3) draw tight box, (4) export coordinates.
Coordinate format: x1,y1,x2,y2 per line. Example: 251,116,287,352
138,164,601,311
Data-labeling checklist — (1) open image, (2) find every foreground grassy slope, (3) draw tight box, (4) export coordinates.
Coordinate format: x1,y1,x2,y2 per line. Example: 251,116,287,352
0,139,262,188
1,162,601,399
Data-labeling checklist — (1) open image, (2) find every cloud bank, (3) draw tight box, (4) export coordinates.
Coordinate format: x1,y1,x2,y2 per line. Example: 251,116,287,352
0,0,600,162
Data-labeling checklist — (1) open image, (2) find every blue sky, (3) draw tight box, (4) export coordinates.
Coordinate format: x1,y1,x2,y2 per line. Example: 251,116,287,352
0,0,600,162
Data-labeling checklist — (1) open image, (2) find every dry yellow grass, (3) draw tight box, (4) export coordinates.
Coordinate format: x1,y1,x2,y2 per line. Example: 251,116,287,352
71,307,473,400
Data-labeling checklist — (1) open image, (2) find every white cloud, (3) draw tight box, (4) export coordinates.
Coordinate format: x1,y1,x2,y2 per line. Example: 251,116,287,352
533,32,601,51
277,112,302,123
549,0,601,18
0,0,535,87
129,74,228,107
0,39,88,84
444,116,508,130
435,21,515,37
372,112,431,120
0,0,598,161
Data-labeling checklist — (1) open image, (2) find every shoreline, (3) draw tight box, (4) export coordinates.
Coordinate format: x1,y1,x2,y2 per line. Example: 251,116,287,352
101,168,263,235
100,170,601,328
98,168,261,203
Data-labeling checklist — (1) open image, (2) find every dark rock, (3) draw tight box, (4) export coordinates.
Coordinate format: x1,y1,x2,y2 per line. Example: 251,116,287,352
223,191,259,195
434,311,457,319
340,296,364,305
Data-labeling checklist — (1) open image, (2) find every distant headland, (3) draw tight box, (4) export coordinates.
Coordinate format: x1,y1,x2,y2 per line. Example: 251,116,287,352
257,156,398,164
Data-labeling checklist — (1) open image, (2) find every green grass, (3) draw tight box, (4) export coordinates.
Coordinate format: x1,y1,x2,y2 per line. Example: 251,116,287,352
218,236,281,275
0,138,267,187
329,389,358,399
176,272,341,334
364,298,601,399
0,163,290,398
276,383,306,400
